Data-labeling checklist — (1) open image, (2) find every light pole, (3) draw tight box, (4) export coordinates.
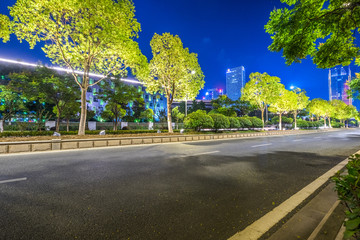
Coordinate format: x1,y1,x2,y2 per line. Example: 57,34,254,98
184,70,196,116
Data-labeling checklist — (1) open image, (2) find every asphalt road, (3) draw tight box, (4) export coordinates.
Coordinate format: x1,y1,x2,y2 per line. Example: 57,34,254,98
1,129,360,240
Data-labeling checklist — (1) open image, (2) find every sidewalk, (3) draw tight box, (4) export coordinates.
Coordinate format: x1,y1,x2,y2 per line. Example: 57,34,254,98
265,182,346,240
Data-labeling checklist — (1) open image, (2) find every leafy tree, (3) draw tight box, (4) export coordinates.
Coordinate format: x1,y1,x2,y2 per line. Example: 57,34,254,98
0,84,24,123
287,88,309,129
209,113,230,131
53,101,80,132
233,99,256,117
0,14,10,42
210,95,236,116
98,80,143,130
265,0,360,68
144,33,205,133
241,72,282,129
10,0,147,135
331,100,348,125
131,98,146,120
8,67,80,131
172,106,185,129
140,108,154,122
184,110,213,131
307,99,333,127
269,87,295,130
188,100,207,114
238,117,252,129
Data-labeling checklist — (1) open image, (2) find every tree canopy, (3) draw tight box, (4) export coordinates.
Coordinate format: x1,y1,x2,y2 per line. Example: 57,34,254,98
9,0,147,135
265,0,360,68
144,33,205,133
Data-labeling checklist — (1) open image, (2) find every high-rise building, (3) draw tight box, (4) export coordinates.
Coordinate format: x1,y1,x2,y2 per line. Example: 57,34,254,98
204,88,223,100
328,66,352,105
226,66,245,100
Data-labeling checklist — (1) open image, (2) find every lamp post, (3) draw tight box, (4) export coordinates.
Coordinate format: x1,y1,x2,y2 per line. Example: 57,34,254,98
184,70,196,116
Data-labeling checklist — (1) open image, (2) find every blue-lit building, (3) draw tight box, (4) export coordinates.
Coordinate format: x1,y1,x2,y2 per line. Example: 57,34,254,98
328,66,352,106
204,88,223,100
226,66,246,100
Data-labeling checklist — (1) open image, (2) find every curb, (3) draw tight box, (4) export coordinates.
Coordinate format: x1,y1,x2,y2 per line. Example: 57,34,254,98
0,129,338,155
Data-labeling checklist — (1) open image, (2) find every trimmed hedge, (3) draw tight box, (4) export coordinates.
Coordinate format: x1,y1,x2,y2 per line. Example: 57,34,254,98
228,117,241,128
247,117,263,128
271,116,293,124
238,117,252,128
184,110,214,131
209,114,230,131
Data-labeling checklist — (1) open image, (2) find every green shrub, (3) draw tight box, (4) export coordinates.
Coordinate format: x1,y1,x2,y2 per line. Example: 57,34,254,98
247,116,263,128
331,121,344,128
209,114,230,131
271,116,293,124
296,119,309,128
332,154,360,239
228,117,240,128
238,117,252,128
184,110,214,131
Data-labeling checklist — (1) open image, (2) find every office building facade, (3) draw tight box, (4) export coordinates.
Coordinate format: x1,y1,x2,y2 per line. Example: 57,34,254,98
204,88,223,100
226,66,245,100
328,66,352,105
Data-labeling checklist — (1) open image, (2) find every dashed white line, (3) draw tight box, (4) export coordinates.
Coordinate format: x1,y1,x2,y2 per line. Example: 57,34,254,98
251,143,272,148
314,137,322,139
189,151,220,156
0,177,27,184
293,139,303,142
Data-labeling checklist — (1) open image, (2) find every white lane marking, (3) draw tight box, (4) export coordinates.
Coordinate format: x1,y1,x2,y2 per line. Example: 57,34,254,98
0,177,27,184
188,151,220,156
251,143,272,148
228,150,355,240
293,139,303,142
314,137,322,139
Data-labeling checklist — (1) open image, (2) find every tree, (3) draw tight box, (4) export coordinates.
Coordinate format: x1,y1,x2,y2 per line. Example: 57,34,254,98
172,106,185,129
8,67,80,131
0,14,10,42
210,95,237,117
331,100,348,125
0,84,24,123
140,108,154,123
189,100,207,114
265,0,360,68
288,88,309,129
143,33,205,133
307,99,333,127
268,86,292,130
53,101,80,132
241,72,282,129
98,80,143,130
233,99,256,117
10,0,147,135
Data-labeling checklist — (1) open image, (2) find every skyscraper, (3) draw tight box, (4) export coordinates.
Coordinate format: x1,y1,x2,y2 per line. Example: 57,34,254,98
328,66,352,105
226,66,245,100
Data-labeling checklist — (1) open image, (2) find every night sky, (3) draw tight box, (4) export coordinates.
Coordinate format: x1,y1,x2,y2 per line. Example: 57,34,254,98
0,0,351,100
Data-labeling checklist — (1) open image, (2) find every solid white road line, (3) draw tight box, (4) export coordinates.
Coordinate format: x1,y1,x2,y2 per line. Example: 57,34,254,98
0,177,27,184
188,151,220,156
251,143,272,148
228,150,355,240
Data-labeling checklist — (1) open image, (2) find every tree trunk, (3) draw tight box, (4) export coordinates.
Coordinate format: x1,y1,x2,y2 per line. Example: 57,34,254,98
293,113,297,129
166,98,173,133
78,88,87,135
261,109,265,130
328,117,332,128
279,113,282,130
323,117,327,127
56,112,61,132
66,118,70,132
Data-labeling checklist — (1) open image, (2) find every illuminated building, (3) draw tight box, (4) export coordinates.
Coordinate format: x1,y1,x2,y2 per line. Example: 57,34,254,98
205,88,223,100
328,66,352,105
226,66,245,100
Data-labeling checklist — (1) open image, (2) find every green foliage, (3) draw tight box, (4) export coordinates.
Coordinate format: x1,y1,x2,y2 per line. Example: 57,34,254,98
265,0,360,68
238,117,252,129
10,0,147,135
246,116,263,128
140,108,154,122
184,110,214,131
172,106,185,123
209,113,230,131
210,95,237,117
241,72,282,127
144,32,205,132
188,100,207,113
233,99,257,117
271,116,294,124
332,154,360,239
228,117,241,128
331,121,345,128
0,14,10,42
296,119,309,128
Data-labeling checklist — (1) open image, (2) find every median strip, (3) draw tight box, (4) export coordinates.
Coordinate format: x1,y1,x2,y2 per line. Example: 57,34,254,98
0,177,27,184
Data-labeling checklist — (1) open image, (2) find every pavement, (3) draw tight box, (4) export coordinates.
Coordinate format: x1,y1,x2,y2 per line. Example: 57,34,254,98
0,129,358,240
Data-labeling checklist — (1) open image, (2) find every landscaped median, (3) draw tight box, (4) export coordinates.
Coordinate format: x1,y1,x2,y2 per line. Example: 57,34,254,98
0,129,337,154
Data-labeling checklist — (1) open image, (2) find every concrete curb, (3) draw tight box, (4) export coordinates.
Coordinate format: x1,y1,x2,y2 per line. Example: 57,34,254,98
0,129,338,155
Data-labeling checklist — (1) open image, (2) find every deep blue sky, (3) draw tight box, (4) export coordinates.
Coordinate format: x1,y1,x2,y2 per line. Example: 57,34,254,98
0,0,345,100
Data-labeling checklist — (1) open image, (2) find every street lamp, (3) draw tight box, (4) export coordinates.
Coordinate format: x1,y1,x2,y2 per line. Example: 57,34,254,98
184,70,196,116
